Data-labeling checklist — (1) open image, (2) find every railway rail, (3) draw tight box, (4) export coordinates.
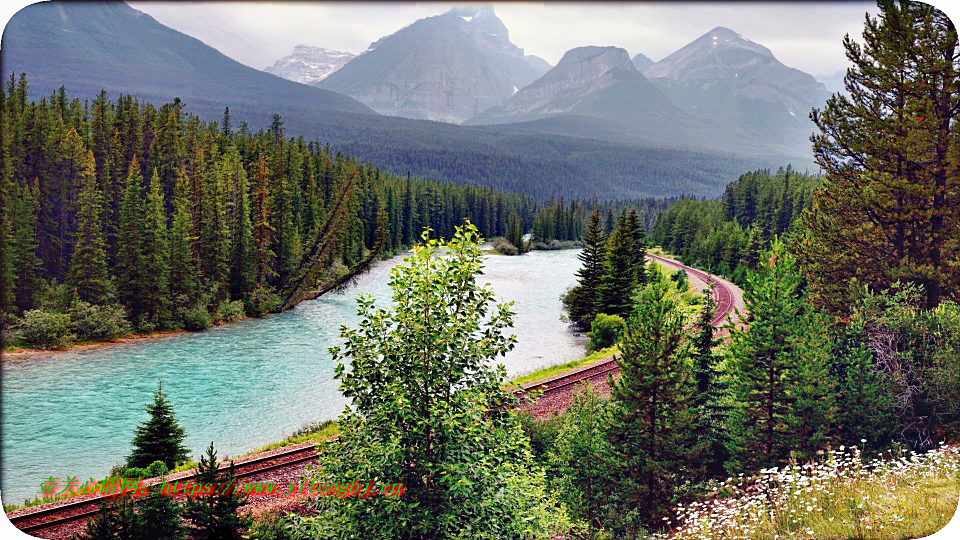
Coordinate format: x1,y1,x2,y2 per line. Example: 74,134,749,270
7,443,319,536
8,254,740,538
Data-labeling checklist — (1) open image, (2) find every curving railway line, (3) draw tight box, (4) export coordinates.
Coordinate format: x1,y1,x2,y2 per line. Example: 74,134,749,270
517,254,743,418
7,254,742,538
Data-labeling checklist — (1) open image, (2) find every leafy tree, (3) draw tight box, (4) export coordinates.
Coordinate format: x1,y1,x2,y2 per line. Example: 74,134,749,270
801,0,960,311
606,279,705,523
127,382,190,470
305,223,571,539
587,312,625,351
183,442,251,540
67,148,110,305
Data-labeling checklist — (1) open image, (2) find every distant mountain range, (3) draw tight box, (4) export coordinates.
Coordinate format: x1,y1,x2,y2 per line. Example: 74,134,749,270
1,1,815,200
264,45,355,85
0,1,373,118
641,26,829,150
313,5,551,123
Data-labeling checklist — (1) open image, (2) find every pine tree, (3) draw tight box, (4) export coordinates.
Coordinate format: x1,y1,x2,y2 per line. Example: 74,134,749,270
67,149,110,305
183,442,251,540
140,169,170,325
10,179,41,312
226,148,252,302
690,285,728,475
135,489,185,540
801,0,960,311
116,156,144,318
566,210,605,329
725,241,834,471
606,280,705,522
250,153,275,288
627,208,647,284
168,168,197,314
128,382,190,470
599,212,638,319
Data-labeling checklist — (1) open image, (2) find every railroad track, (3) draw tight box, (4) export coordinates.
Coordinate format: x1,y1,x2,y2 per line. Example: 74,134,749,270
8,443,319,536
520,255,740,400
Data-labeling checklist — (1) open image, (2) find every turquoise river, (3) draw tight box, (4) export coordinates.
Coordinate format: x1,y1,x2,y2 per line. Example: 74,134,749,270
1,248,584,504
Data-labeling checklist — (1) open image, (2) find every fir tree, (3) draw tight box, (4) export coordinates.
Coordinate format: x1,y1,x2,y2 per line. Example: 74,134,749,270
566,209,605,329
168,168,197,314
183,442,251,540
599,211,638,319
140,169,170,325
67,149,110,305
116,156,144,318
250,153,275,288
690,285,728,475
725,241,835,471
606,280,705,522
627,208,647,284
127,382,190,470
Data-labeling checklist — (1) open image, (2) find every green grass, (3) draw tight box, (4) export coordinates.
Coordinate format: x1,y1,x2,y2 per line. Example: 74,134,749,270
511,346,619,387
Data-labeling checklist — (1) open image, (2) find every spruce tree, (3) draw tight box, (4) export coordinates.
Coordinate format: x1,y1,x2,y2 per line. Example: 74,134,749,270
251,153,275,288
690,285,728,475
140,169,170,326
67,149,110,305
566,210,605,329
116,156,144,318
183,442,251,540
10,179,40,312
127,382,190,470
599,211,638,319
168,168,197,315
626,208,647,284
725,241,835,471
605,280,705,522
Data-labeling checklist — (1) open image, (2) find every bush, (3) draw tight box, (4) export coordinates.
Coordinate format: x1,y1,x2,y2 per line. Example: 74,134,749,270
180,304,213,331
213,300,245,324
16,309,75,349
124,467,148,480
68,301,132,341
146,460,169,478
37,280,72,313
587,313,626,351
492,237,519,255
248,286,280,317
671,268,690,292
248,511,294,540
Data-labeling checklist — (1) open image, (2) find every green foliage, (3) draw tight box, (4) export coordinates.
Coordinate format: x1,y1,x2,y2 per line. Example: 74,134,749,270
183,442,251,540
247,511,294,540
587,313,625,351
247,286,279,317
802,0,960,311
850,283,960,449
14,309,74,349
127,382,190,470
564,210,605,329
599,211,640,318
67,300,131,341
213,300,245,324
725,241,835,472
180,304,213,331
304,223,573,539
606,279,706,524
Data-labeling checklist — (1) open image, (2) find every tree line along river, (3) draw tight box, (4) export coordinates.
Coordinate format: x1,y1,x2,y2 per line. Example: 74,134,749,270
1,248,584,504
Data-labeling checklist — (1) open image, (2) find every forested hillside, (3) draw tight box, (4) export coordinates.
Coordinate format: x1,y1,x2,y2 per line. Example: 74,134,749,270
650,167,820,284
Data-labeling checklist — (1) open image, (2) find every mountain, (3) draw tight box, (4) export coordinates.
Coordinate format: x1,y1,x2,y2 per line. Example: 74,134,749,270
315,5,551,123
641,26,828,149
264,45,355,84
1,1,374,118
632,53,654,71
464,46,789,157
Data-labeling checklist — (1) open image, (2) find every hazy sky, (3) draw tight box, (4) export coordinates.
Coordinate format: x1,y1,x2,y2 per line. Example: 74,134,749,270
117,2,887,81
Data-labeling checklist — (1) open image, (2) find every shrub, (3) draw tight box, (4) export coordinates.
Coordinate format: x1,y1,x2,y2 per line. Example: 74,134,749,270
180,304,213,331
248,511,294,540
124,467,148,480
587,313,626,351
492,236,519,255
37,280,73,313
213,300,245,324
68,301,132,341
247,286,280,317
146,460,169,478
16,309,75,349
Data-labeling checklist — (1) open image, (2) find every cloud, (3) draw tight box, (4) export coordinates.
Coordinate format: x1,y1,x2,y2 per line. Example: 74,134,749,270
128,1,878,79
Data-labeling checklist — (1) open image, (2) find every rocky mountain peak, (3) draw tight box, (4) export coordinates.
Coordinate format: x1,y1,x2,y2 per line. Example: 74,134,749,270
643,26,775,81
264,45,355,84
